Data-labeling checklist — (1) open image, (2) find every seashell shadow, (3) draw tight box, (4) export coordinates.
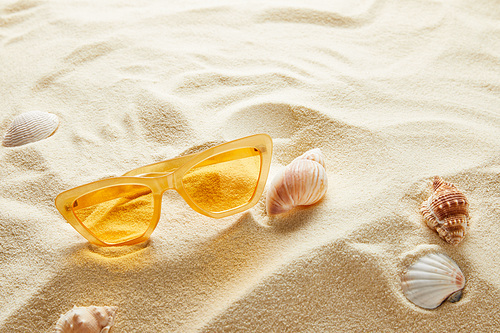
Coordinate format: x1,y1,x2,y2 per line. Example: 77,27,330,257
264,200,326,233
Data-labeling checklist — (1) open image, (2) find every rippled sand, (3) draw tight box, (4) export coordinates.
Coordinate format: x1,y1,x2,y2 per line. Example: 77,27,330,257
1,0,499,331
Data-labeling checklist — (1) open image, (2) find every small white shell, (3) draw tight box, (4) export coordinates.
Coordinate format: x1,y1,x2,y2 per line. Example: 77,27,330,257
401,253,465,309
2,110,59,147
54,306,117,333
266,148,328,215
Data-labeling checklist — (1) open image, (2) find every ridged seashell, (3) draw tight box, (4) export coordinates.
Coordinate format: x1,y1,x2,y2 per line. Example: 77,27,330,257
2,110,59,147
266,148,328,215
401,253,465,309
54,306,117,333
420,176,470,245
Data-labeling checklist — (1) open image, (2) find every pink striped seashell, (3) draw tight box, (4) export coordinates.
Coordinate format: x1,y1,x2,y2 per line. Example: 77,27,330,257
266,148,328,215
54,306,117,333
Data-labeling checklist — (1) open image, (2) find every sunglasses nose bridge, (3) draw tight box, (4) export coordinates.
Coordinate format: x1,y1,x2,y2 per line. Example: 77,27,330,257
157,172,175,193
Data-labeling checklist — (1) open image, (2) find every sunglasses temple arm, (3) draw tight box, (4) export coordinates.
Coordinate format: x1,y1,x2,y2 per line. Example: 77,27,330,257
121,153,198,177
72,185,152,211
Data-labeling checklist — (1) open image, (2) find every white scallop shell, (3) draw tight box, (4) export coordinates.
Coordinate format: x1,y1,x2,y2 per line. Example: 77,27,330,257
2,110,59,147
266,148,328,215
54,306,117,333
401,253,465,309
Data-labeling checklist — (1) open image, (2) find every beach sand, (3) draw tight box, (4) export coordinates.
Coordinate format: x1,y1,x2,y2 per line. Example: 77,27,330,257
1,0,499,331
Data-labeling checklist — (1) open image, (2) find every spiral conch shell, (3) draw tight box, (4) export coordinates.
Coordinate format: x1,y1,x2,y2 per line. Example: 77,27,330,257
401,253,465,309
420,176,470,245
54,306,117,333
266,148,328,215
2,110,59,147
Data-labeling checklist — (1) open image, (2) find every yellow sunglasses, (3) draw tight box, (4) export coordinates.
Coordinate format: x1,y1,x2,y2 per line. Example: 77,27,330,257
55,134,273,246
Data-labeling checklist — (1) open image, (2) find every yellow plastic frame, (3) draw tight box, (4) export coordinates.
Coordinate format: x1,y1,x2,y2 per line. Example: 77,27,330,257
55,134,273,246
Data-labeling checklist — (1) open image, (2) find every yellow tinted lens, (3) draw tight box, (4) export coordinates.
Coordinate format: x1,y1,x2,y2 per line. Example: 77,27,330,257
182,148,262,213
72,185,154,244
